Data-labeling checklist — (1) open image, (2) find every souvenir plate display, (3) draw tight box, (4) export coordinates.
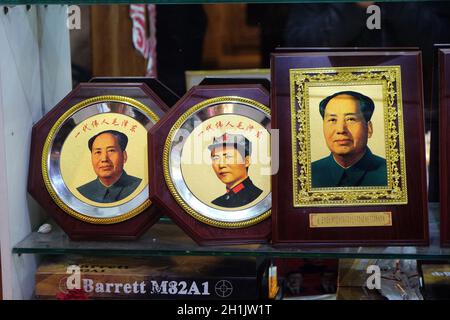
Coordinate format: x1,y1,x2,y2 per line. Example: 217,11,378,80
28,82,169,240
89,77,179,108
271,51,428,246
149,84,271,245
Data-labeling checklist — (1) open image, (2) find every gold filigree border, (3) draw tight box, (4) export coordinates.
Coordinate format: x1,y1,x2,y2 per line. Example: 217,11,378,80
163,96,271,229
290,66,408,207
42,95,159,224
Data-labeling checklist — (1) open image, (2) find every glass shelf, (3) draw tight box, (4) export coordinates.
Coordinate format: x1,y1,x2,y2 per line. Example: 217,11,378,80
13,203,450,260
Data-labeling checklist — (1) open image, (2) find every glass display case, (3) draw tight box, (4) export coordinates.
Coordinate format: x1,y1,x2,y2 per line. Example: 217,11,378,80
1,1,450,300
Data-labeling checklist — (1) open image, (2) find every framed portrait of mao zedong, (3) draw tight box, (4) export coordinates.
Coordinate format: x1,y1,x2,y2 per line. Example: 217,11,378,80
149,84,272,245
28,81,171,240
271,50,429,246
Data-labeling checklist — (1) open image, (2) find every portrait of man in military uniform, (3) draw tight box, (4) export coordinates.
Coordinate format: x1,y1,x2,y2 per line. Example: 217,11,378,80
209,133,263,208
311,91,387,188
77,130,142,203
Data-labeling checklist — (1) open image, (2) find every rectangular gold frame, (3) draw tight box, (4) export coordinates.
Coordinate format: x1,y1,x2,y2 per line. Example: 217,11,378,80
290,66,408,207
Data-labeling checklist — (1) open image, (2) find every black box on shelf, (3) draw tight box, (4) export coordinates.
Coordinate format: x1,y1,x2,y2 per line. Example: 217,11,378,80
35,255,268,300
419,262,450,300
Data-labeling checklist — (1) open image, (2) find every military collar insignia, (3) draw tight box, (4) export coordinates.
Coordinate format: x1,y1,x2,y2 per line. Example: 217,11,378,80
226,177,252,194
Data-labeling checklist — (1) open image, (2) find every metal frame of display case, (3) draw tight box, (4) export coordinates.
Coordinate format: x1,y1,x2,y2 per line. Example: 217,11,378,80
0,0,428,3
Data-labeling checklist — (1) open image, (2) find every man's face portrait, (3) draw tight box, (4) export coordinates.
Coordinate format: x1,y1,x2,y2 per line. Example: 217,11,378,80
211,145,249,188
59,111,148,212
206,133,263,208
91,132,127,186
286,272,303,296
291,67,407,206
177,114,271,216
323,94,373,163
310,90,387,188
76,129,142,204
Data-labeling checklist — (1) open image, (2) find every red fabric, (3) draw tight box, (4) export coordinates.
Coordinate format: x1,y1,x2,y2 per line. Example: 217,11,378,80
227,182,245,194
56,289,89,300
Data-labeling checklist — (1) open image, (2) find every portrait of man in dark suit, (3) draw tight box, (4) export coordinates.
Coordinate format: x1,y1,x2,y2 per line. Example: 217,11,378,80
77,130,142,203
311,91,387,188
209,133,263,208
